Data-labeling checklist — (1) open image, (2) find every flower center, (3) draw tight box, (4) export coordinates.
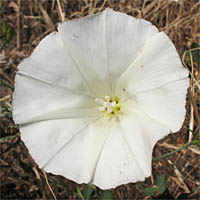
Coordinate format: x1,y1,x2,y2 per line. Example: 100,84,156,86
95,95,122,117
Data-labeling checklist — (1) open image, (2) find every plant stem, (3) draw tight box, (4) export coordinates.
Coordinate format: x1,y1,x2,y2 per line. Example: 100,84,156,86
153,142,192,162
77,186,84,200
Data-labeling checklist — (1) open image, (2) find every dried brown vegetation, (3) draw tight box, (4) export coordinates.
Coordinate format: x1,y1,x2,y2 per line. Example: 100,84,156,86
0,0,199,199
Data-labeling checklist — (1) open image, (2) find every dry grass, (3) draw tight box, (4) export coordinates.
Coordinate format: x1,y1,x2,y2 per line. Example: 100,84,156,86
0,0,199,199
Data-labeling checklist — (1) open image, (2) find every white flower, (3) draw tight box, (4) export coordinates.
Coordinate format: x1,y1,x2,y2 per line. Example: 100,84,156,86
13,8,189,189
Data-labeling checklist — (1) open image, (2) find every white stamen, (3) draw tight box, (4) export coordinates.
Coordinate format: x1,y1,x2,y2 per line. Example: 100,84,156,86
95,98,104,105
107,107,112,113
98,106,105,112
103,102,109,107
95,96,121,115
105,96,110,101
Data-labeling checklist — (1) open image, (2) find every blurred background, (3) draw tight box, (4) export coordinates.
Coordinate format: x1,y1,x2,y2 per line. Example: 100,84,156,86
0,0,199,199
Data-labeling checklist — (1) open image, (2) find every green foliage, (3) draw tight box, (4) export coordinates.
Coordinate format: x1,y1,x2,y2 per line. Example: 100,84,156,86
0,79,14,90
0,101,12,119
1,22,14,50
2,22,7,37
182,43,200,65
155,174,166,194
77,184,113,200
142,186,157,197
77,185,84,200
140,174,166,197
6,26,14,43
82,184,95,200
100,190,113,200
191,130,200,149
77,184,95,200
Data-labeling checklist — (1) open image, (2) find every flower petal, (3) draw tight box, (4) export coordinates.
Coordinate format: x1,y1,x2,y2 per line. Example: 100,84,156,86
58,10,111,96
106,9,158,90
13,74,98,124
116,32,188,98
58,8,158,94
92,103,170,189
17,31,91,96
20,117,110,184
130,78,189,132
20,98,171,190
115,32,189,132
13,31,98,124
92,122,144,189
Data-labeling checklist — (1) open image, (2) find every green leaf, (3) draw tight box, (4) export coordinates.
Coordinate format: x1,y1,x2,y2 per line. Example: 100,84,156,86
0,101,12,119
191,42,199,49
77,186,84,200
155,174,166,194
82,184,95,200
143,186,157,196
6,27,14,42
0,22,14,50
182,43,200,66
1,22,7,37
141,174,166,197
181,46,189,55
191,131,200,149
0,79,14,90
190,43,200,65
100,190,113,200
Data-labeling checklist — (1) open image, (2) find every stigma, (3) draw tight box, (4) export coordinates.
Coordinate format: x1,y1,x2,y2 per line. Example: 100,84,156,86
95,95,122,117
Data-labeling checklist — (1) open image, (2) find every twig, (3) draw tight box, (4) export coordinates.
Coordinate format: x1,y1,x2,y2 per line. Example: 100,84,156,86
158,142,200,155
160,14,199,31
51,0,55,12
33,167,41,180
158,142,180,150
168,160,190,193
39,3,55,31
0,95,11,102
188,88,200,131
0,69,15,86
57,0,65,22
182,49,200,91
17,0,21,48
189,49,195,142
0,133,20,143
41,169,57,200
185,162,200,180
188,146,200,155
142,0,158,17
150,174,154,185
153,143,191,162
189,103,194,143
